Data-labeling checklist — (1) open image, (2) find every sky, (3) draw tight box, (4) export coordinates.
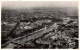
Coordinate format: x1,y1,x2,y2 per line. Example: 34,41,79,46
2,1,78,10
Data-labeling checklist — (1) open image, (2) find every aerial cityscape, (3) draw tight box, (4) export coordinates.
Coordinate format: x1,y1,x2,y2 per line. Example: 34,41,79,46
1,1,78,49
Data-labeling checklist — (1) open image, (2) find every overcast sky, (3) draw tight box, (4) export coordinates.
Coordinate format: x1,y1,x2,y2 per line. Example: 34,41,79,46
2,1,78,9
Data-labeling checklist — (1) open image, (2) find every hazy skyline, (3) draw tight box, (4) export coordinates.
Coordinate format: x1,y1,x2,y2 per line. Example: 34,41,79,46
2,1,78,10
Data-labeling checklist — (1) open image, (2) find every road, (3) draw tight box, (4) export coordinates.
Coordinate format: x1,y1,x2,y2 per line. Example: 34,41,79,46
2,23,58,48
